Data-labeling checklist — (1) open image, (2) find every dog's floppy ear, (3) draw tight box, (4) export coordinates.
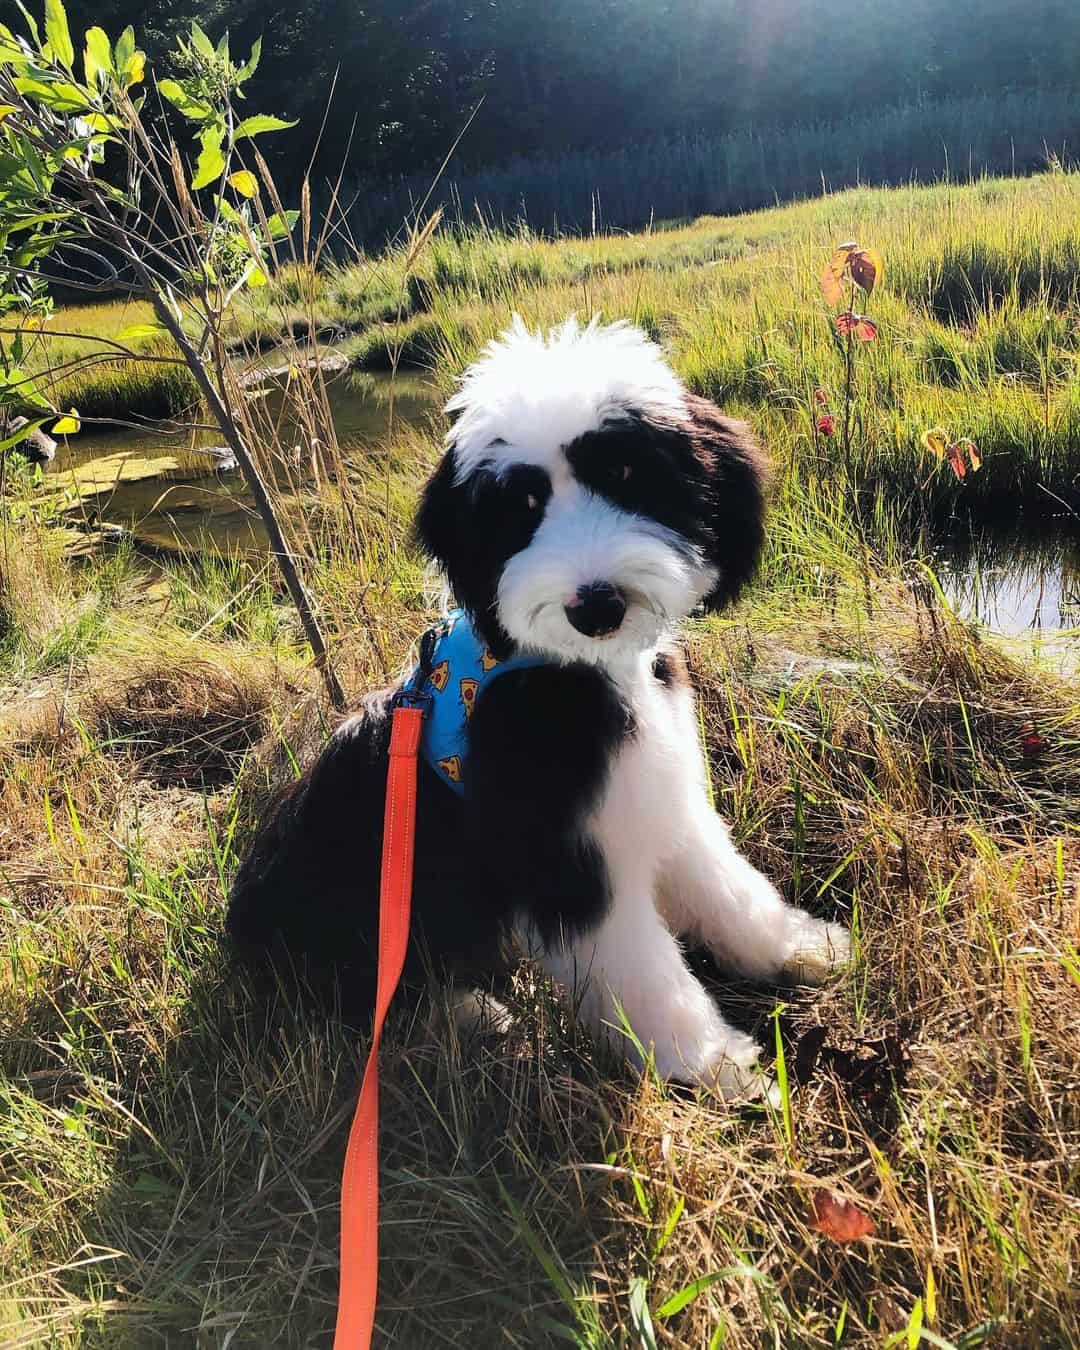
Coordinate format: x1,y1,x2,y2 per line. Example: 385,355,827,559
681,394,768,611
414,445,462,577
413,444,511,654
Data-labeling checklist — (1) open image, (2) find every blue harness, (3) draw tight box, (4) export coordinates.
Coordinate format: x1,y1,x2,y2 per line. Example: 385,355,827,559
398,609,545,794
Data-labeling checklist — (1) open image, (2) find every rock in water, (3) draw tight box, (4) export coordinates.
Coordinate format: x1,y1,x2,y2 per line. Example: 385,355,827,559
4,415,57,464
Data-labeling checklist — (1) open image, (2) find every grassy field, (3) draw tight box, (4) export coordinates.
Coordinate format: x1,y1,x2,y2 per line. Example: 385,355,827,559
233,170,1080,519
1,174,1079,1348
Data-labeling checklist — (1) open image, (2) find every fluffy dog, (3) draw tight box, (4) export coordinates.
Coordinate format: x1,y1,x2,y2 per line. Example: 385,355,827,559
227,317,848,1096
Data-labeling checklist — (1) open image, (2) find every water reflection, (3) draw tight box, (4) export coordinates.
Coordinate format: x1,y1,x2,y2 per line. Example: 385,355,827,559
47,368,437,555
933,522,1079,634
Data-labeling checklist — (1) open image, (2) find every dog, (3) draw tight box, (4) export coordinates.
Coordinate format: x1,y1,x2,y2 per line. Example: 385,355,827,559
227,317,849,1096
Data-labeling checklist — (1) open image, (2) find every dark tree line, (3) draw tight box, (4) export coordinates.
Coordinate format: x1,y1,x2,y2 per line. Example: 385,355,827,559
13,0,1080,190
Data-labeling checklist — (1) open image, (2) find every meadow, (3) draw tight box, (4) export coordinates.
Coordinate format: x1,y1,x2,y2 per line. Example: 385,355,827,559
1,172,1078,1348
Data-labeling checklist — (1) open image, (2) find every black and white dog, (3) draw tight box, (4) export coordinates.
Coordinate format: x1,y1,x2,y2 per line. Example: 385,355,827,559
227,318,848,1096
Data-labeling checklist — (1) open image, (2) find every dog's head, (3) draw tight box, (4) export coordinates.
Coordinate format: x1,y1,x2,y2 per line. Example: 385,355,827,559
416,317,767,664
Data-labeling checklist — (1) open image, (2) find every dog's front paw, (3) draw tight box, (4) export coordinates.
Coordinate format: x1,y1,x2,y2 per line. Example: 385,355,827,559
653,1014,776,1104
781,918,851,986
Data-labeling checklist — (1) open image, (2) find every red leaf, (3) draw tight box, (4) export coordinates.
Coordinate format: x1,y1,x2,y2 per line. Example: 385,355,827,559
848,247,884,297
809,1190,876,1243
946,442,967,480
816,413,836,437
1021,729,1046,759
836,311,878,340
958,437,981,472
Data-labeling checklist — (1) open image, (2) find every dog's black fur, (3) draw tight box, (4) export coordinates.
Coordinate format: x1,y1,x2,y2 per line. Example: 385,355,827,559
226,397,765,1018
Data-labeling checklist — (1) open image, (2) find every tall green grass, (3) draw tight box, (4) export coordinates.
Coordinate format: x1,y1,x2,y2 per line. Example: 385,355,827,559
327,172,1080,518
22,300,199,425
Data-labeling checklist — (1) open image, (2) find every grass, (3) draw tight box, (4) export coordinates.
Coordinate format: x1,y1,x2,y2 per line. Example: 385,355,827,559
1,173,1079,1347
43,171,1080,522
15,299,199,428
224,171,1080,518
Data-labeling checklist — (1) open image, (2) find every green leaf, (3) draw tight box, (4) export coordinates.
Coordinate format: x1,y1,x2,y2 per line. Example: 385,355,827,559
654,1193,684,1257
190,125,224,190
656,1266,769,1319
43,0,73,69
116,322,169,343
12,3,40,48
113,25,134,74
189,22,215,59
78,110,119,134
122,48,145,88
0,23,26,64
246,263,268,287
156,77,211,120
6,210,67,233
215,30,229,63
264,209,298,240
238,35,261,81
227,168,258,198
234,114,296,140
83,25,112,85
13,76,88,113
906,1299,924,1350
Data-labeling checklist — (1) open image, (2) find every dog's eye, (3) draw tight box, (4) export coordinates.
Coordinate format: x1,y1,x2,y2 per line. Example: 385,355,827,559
526,492,539,509
611,463,632,482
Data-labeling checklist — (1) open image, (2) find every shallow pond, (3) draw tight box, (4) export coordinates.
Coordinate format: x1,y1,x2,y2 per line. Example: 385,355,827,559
47,367,438,554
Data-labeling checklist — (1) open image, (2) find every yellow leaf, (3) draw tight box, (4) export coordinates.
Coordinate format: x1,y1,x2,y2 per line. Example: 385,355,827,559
52,408,81,435
925,1266,936,1325
922,427,949,460
228,169,259,199
124,49,145,88
0,103,17,122
246,263,268,287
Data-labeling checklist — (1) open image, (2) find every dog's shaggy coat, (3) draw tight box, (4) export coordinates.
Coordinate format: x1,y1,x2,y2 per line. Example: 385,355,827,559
228,318,848,1094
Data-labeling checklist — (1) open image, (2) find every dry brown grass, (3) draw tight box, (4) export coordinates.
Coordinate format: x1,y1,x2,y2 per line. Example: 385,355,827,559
0,569,1076,1348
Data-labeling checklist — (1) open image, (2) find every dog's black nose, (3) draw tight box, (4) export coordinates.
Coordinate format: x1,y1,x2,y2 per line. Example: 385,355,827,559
564,581,627,637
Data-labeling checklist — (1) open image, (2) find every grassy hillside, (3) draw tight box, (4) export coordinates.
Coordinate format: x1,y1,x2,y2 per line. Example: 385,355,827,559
1,176,1078,1348
236,170,1080,518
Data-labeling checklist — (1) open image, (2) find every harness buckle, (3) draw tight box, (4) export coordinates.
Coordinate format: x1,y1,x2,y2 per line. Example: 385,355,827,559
390,686,433,716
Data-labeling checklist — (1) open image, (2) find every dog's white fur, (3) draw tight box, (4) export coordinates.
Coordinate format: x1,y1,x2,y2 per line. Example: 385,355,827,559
446,315,687,481
522,643,848,1097
454,318,849,1097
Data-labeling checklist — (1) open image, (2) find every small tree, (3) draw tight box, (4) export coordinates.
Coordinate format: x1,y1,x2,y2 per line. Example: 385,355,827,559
0,1,348,707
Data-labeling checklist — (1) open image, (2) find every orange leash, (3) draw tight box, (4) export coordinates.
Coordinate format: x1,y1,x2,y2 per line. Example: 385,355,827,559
333,703,425,1350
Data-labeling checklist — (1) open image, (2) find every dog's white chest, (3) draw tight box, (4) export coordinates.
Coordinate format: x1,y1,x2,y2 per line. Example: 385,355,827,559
589,656,703,890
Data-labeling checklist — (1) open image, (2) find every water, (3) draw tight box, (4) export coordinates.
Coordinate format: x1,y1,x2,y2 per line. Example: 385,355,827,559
933,523,1079,635
47,366,438,555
